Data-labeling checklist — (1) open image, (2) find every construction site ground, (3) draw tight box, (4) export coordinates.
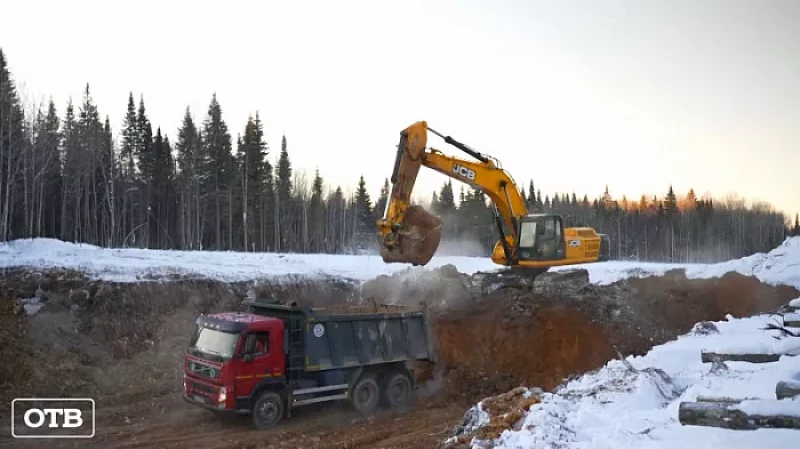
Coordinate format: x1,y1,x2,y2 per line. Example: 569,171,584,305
1,264,797,449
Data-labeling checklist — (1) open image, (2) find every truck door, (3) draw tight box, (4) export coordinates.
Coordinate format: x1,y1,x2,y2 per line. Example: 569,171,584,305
234,330,284,404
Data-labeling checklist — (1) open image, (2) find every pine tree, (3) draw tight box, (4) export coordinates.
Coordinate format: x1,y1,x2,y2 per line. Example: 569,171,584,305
99,115,116,246
276,134,292,251
175,107,206,249
255,113,274,251
135,96,155,247
527,180,537,211
0,48,26,241
37,100,63,238
436,180,456,215
150,128,176,248
354,175,372,250
793,213,799,236
120,93,137,176
309,169,325,252
237,114,269,251
202,93,233,249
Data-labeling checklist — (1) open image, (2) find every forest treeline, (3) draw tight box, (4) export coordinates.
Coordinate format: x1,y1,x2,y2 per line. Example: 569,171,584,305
1,49,799,262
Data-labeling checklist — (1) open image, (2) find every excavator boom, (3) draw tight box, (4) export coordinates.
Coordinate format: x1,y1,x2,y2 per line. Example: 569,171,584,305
377,121,527,266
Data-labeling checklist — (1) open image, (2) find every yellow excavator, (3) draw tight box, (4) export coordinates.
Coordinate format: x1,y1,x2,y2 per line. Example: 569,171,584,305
376,120,610,295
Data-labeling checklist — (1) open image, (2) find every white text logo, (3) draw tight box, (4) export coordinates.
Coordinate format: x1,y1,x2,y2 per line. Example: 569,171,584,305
452,163,476,181
12,398,95,439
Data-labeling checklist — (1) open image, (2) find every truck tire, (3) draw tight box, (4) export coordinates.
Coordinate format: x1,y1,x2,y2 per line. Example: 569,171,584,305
251,391,284,430
381,371,413,408
350,375,379,413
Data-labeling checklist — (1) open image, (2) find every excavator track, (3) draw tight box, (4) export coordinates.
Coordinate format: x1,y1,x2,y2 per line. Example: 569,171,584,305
469,268,549,297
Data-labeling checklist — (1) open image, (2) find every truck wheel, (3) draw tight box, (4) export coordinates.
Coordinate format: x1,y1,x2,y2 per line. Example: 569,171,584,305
351,376,379,413
252,391,283,430
381,371,413,408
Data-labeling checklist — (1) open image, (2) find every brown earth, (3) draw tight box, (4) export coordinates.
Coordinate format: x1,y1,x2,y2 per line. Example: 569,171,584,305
0,265,798,449
430,269,799,401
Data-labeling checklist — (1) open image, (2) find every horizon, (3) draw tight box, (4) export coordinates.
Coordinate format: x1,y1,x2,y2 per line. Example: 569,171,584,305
1,0,798,219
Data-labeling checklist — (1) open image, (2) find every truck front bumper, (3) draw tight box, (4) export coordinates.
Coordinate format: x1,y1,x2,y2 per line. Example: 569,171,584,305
183,394,250,415
183,393,232,413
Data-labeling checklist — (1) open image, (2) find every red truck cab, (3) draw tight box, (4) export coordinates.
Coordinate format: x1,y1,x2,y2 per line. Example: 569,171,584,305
183,312,285,413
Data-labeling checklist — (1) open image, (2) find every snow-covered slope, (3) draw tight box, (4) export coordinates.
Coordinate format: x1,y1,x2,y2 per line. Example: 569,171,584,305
1,237,799,285
452,312,800,449
0,238,496,282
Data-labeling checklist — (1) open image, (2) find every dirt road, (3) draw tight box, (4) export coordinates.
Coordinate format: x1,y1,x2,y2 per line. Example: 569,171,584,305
2,393,463,449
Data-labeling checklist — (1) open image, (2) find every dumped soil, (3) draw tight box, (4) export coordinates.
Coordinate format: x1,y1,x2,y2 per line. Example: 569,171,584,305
0,264,797,449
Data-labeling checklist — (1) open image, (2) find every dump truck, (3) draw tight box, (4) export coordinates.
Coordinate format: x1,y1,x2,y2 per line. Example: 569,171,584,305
182,298,435,429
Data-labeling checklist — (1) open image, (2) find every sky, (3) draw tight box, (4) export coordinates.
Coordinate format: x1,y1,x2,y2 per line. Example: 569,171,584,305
1,0,798,220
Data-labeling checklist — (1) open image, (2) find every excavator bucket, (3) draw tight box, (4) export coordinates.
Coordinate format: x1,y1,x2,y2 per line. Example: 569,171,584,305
379,205,443,266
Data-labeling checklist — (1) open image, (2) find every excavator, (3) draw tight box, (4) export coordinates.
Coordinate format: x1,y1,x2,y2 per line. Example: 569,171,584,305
376,120,610,295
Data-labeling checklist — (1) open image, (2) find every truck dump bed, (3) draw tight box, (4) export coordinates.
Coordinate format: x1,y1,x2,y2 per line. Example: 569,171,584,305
247,300,435,372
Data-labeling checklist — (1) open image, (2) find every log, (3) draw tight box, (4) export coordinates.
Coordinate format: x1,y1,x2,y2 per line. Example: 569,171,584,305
784,320,800,328
679,401,800,430
701,351,781,364
776,380,800,400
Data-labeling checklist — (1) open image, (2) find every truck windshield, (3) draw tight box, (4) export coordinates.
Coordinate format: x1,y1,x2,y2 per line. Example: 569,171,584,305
189,327,239,361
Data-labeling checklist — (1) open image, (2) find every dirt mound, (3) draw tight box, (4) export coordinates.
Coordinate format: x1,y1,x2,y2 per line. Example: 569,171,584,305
361,264,470,310
429,269,798,403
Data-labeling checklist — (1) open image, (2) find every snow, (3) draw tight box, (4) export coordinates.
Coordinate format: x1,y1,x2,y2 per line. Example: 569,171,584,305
557,236,800,288
457,314,800,449
2,237,800,287
0,238,497,283
735,399,800,417
789,297,800,308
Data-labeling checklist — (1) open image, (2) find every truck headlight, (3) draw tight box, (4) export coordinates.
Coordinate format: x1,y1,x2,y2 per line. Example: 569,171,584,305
218,387,227,407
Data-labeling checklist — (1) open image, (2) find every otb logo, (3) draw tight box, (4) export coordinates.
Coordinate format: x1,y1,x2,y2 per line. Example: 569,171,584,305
451,163,476,181
11,398,95,438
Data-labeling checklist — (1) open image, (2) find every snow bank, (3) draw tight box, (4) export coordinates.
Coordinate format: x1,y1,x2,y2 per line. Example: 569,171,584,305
549,236,800,289
455,313,800,449
0,238,497,283
1,237,800,286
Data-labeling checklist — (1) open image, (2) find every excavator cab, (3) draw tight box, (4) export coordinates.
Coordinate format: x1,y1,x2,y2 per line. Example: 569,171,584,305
515,214,566,262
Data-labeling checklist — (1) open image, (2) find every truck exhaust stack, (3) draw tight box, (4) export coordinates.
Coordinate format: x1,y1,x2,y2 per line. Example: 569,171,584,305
379,205,443,266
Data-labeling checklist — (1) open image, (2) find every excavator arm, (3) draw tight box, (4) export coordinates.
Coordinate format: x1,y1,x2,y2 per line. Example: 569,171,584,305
377,121,528,266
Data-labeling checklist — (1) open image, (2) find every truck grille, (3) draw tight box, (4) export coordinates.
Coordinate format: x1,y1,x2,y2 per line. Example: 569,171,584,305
187,379,216,395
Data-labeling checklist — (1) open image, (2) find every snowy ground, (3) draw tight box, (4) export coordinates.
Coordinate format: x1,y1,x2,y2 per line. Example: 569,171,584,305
455,312,800,449
1,237,800,286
